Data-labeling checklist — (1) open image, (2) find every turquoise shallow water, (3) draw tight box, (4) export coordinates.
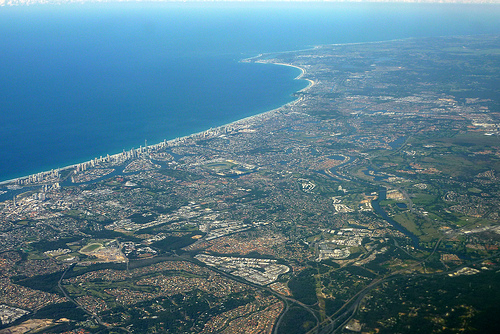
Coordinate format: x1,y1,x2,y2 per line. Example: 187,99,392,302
0,2,499,182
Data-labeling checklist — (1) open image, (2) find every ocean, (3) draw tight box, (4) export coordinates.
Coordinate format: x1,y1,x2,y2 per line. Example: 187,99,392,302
1,2,499,182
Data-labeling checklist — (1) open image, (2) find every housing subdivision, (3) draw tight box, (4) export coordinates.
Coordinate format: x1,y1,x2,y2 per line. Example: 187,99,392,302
195,254,289,285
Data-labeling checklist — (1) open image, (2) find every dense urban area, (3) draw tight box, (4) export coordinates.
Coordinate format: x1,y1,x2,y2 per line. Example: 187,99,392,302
1,35,499,333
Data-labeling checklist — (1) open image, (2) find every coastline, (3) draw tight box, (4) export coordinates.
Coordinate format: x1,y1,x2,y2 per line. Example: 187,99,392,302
266,62,315,92
0,57,314,188
1,2,499,188
2,37,435,188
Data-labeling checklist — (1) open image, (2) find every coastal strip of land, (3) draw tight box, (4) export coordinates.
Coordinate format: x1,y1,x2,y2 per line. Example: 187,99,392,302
0,57,314,188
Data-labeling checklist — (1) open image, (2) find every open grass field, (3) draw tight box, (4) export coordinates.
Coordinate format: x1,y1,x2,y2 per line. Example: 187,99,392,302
80,243,102,253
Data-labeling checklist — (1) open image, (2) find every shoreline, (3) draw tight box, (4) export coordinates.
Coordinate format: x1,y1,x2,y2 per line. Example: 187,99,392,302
267,62,315,92
0,35,478,187
0,36,435,187
0,57,314,188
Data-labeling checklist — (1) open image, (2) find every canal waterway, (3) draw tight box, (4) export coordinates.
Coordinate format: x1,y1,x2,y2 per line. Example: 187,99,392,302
371,190,420,247
326,156,420,248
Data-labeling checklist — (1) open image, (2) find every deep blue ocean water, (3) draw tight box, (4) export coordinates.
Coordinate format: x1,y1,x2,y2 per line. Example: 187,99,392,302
1,2,499,182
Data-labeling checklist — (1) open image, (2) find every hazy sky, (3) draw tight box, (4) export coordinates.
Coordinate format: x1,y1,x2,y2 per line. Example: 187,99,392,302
1,0,500,4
